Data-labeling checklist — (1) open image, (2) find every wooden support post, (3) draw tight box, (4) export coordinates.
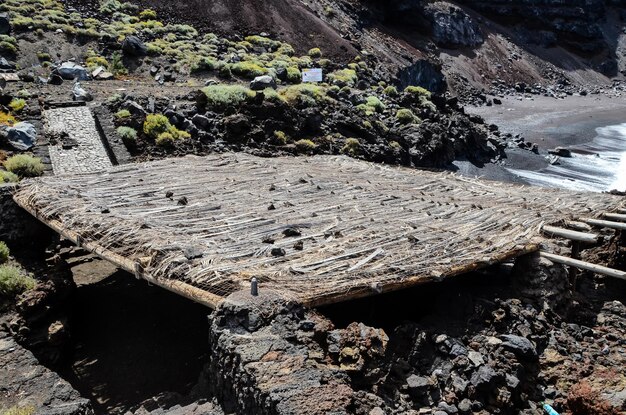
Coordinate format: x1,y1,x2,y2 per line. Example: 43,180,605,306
570,241,580,289
540,252,626,281
541,225,598,243
581,218,626,231
603,213,626,222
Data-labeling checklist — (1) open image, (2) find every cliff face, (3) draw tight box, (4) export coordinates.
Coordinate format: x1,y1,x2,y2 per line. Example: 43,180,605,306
457,0,624,73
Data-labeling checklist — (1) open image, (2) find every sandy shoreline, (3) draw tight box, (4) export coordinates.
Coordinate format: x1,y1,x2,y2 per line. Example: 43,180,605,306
458,94,626,187
467,94,626,149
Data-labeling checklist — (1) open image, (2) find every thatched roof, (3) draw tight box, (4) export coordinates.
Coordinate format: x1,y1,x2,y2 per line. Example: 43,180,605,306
14,154,625,307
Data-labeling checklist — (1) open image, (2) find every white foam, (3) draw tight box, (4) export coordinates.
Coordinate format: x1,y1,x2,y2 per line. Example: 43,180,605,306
507,122,626,192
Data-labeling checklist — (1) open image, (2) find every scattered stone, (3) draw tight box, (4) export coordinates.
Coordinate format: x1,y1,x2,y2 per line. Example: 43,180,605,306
48,73,64,85
283,227,301,237
177,196,188,206
548,147,572,157
406,374,430,397
4,122,36,150
72,82,93,102
271,247,286,257
122,35,147,56
467,350,485,367
499,334,537,359
438,401,458,414
470,365,501,391
0,13,10,35
56,62,90,81
121,100,147,117
250,75,277,90
0,57,15,70
92,66,114,80
192,114,211,130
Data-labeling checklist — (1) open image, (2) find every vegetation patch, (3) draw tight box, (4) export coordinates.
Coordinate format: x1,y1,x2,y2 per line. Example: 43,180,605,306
231,61,268,78
0,111,17,126
117,126,137,142
295,139,317,153
327,69,357,87
143,114,190,146
115,109,131,119
8,99,26,113
3,155,44,178
200,85,256,110
341,138,360,156
0,170,19,184
279,84,329,107
0,265,36,297
0,241,9,264
396,108,420,125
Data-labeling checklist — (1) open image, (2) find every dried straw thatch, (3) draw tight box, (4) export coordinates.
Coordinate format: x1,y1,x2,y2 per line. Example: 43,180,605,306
13,154,626,308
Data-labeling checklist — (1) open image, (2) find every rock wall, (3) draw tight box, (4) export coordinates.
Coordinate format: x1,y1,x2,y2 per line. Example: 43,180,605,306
0,328,93,414
0,185,51,246
206,290,392,414
457,0,624,74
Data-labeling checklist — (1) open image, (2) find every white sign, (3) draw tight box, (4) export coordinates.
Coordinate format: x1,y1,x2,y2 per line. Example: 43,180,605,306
302,68,323,83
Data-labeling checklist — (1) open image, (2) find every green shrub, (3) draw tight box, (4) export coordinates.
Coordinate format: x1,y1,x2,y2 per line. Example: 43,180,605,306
327,69,357,87
85,52,109,71
294,139,316,152
244,35,281,51
286,66,301,83
0,170,19,183
404,85,431,99
262,88,285,104
156,132,174,146
143,114,190,144
1,405,36,415
100,0,123,15
115,109,131,119
146,43,163,55
308,47,322,58
279,84,328,107
143,114,171,138
139,8,157,20
37,52,52,62
384,85,398,96
3,155,44,178
231,61,267,78
273,130,288,145
0,241,9,263
107,93,124,105
8,99,26,113
200,85,256,109
109,52,127,76
396,108,419,125
0,41,17,55
341,138,360,155
0,265,36,297
117,126,137,141
218,63,232,79
365,96,385,113
324,6,336,17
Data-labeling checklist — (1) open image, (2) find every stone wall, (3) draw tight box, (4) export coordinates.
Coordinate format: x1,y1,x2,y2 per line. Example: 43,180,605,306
0,185,51,246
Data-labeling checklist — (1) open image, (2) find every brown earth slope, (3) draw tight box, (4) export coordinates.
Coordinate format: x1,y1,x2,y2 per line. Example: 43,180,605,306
127,0,359,61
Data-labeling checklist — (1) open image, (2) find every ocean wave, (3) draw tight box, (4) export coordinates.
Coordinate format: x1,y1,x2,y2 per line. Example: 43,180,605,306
507,122,626,192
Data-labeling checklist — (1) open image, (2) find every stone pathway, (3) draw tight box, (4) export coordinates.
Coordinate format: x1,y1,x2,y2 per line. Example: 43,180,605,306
44,106,112,175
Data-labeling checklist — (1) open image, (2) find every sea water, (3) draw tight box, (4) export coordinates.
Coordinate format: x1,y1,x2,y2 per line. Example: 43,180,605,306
507,122,626,192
